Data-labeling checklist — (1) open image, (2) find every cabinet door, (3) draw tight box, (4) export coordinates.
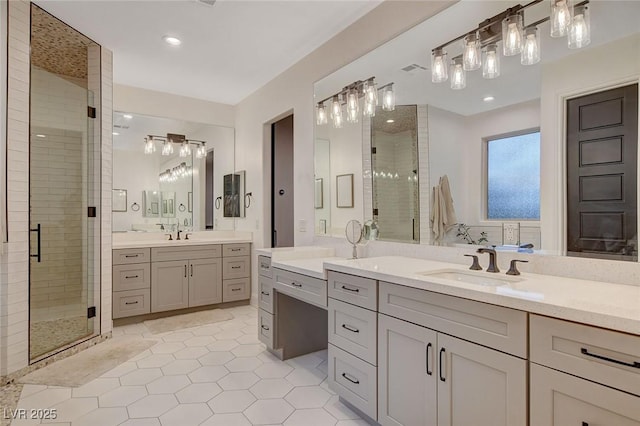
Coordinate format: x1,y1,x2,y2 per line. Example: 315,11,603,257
151,260,189,312
378,314,437,426
189,258,222,307
530,363,640,426
437,334,527,426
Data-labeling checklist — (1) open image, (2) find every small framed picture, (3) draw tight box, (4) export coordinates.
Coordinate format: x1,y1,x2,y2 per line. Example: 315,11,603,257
314,178,323,209
336,174,354,208
112,189,127,212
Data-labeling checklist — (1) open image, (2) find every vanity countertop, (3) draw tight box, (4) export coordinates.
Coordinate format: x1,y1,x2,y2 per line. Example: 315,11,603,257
324,256,640,335
272,256,345,280
256,246,335,261
113,237,252,249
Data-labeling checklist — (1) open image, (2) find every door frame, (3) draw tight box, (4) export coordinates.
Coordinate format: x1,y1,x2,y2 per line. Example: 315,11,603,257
555,77,640,256
262,109,294,248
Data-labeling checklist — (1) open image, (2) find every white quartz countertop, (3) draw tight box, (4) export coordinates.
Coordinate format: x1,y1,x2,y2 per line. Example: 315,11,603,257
323,256,640,335
113,237,252,249
256,246,335,261
272,257,345,280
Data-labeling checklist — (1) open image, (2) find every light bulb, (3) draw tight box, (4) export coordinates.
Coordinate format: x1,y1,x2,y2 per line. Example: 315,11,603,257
316,103,327,125
462,33,481,71
144,137,155,154
450,57,466,90
551,0,572,37
431,48,448,83
346,89,359,123
521,27,540,65
568,4,590,49
161,141,174,156
502,14,523,56
382,84,395,111
482,44,500,79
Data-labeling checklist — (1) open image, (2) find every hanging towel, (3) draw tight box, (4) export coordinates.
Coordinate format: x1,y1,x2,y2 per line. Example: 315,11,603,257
430,175,457,244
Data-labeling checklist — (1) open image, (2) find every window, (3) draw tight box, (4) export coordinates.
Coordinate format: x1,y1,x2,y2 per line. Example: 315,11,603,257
486,130,540,220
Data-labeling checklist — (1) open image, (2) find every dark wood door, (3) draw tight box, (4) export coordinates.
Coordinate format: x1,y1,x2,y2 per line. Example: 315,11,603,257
567,84,638,260
271,114,294,247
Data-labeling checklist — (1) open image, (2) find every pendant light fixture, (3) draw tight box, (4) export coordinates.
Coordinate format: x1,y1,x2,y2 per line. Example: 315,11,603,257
462,33,481,71
161,140,174,156
316,76,391,126
431,48,448,83
195,142,207,159
429,0,592,91
362,79,378,117
450,57,466,90
346,88,359,123
568,3,590,49
144,136,156,154
382,83,396,111
179,141,191,158
521,26,540,65
551,0,573,37
143,134,208,158
316,103,328,125
330,95,343,128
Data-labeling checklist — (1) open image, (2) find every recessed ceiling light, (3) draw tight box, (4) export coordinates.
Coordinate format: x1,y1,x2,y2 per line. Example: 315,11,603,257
123,114,133,119
162,35,182,46
112,132,120,136
386,119,395,123
35,134,46,138
483,96,495,102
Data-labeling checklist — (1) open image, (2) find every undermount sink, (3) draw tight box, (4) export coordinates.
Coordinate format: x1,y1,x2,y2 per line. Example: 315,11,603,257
419,269,523,286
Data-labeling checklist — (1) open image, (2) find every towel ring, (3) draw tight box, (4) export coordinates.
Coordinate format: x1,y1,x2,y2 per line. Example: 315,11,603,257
178,203,186,212
244,192,252,209
131,202,140,212
215,196,222,210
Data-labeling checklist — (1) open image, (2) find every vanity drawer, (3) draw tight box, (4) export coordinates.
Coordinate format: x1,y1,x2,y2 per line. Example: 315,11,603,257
223,243,250,257
258,255,272,278
328,271,377,311
379,281,527,358
113,248,150,265
328,298,377,365
113,263,150,292
530,314,640,396
113,289,150,318
273,268,327,309
151,244,221,262
223,256,250,279
223,278,250,302
259,276,274,314
328,344,377,420
258,309,274,349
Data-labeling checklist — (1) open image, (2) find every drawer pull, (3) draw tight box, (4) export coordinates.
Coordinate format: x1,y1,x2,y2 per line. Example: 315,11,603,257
580,348,640,369
261,263,269,269
125,275,139,279
426,342,433,376
439,348,446,382
124,254,139,258
261,291,270,296
341,372,360,385
341,285,359,293
261,325,270,331
231,288,242,292
341,324,359,333
125,301,139,305
231,248,242,252
231,266,241,269
291,282,302,288
582,423,589,426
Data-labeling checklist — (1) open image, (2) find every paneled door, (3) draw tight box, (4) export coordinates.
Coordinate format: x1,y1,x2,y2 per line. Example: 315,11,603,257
567,84,638,260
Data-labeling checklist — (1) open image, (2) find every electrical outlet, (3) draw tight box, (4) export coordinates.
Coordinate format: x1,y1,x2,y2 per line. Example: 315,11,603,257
503,223,520,245
299,219,307,233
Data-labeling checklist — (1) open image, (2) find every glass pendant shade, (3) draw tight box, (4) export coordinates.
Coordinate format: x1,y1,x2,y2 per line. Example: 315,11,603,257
364,99,376,117
331,96,343,128
482,44,500,79
502,14,523,56
179,142,191,158
161,141,174,156
462,33,481,71
316,103,327,125
521,27,540,65
195,143,206,159
450,57,466,90
382,84,395,111
568,4,590,49
431,49,448,83
363,79,378,107
551,0,573,37
144,137,155,154
346,89,359,123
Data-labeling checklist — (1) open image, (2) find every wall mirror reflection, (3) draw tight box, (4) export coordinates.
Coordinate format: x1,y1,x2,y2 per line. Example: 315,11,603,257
313,0,640,261
112,111,235,232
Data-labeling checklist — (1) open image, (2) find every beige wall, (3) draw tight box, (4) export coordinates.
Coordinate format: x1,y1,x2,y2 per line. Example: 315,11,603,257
233,1,456,303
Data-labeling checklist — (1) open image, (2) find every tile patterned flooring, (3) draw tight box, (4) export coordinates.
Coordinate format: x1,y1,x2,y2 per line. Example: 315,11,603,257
10,305,367,426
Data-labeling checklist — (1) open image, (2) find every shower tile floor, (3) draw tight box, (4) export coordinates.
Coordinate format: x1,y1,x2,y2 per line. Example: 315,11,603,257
29,316,91,360
10,305,366,426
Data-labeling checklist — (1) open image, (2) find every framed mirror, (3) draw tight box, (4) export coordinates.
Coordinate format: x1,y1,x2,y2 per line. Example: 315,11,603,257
143,190,160,218
315,178,323,209
336,174,354,208
112,189,127,212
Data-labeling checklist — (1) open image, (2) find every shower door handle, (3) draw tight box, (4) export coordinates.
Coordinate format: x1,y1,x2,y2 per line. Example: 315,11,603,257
30,224,42,263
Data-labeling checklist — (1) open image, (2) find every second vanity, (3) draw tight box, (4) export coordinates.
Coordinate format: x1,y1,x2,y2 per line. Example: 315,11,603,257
256,250,640,426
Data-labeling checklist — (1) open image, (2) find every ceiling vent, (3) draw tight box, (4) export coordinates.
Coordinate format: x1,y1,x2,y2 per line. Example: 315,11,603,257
401,63,428,74
196,0,216,6
113,124,129,130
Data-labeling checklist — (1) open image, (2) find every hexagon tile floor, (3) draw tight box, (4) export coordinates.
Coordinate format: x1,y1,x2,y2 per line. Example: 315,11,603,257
9,305,368,426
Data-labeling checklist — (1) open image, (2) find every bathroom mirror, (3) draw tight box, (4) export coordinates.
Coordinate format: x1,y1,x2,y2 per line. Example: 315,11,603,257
314,0,640,258
112,112,235,232
314,138,331,234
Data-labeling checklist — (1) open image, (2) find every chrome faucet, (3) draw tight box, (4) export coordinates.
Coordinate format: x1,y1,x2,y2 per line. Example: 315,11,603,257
477,248,499,273
176,230,183,241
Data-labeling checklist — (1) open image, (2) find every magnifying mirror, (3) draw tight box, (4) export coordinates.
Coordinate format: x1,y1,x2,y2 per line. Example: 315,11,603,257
345,219,364,259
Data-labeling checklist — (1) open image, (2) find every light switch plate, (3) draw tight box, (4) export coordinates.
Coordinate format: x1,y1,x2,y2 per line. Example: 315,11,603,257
503,223,520,245
299,219,307,232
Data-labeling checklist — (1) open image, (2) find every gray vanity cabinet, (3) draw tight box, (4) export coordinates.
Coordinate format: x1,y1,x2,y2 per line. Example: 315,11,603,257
378,314,527,426
151,260,190,312
189,258,223,307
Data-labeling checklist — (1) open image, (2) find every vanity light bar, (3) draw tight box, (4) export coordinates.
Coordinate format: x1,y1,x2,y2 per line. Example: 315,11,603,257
430,0,590,89
144,134,207,158
316,77,396,127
